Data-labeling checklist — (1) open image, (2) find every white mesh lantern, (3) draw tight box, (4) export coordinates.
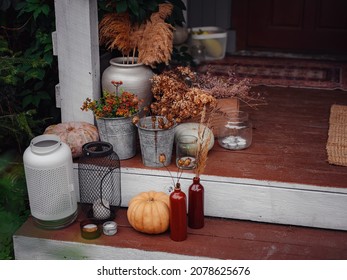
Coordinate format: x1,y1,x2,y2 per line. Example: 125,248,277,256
23,134,78,229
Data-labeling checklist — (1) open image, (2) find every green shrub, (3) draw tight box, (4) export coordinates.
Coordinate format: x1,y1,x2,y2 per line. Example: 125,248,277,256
0,0,58,259
0,151,29,259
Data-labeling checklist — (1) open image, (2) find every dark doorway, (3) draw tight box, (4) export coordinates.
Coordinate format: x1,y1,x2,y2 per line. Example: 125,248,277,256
232,0,347,55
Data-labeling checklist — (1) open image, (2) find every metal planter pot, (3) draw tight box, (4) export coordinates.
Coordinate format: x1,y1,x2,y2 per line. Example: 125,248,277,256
96,117,136,160
136,116,177,167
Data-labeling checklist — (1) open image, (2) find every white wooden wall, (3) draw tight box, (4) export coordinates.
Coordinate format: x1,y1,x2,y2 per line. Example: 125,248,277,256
54,0,100,123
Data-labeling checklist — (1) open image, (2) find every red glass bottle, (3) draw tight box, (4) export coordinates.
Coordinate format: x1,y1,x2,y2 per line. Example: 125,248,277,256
188,177,204,229
169,183,187,241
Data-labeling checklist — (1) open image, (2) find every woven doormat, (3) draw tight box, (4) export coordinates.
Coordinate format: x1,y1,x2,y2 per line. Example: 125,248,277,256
327,105,347,166
198,56,347,90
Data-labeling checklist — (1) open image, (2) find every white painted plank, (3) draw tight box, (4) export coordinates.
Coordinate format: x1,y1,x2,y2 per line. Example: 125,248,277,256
119,167,347,231
51,31,57,56
54,0,100,123
55,84,61,108
13,236,211,260
72,163,347,230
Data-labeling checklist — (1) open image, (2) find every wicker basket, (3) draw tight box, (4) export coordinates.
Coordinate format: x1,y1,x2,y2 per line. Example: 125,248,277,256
327,104,347,167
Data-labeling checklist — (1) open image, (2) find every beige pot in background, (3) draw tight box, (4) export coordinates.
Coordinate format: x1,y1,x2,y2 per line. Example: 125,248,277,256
101,57,154,109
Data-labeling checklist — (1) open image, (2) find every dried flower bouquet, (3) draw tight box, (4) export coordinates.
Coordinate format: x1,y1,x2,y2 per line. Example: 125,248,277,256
149,65,263,125
149,65,264,174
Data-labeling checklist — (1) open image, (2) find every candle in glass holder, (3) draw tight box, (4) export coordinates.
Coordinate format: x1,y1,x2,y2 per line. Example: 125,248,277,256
217,111,252,150
176,135,197,170
92,198,111,220
80,220,101,239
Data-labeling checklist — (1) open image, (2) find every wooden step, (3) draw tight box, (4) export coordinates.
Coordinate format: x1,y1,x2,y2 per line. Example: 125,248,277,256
13,208,347,260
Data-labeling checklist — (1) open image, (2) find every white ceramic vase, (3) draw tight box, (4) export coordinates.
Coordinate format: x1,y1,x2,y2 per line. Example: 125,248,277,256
101,57,154,109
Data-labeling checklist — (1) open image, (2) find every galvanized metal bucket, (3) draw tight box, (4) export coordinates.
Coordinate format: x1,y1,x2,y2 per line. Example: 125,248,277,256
136,116,177,167
96,117,136,160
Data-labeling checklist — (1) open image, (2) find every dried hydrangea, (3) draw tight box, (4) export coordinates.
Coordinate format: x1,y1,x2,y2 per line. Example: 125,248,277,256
194,67,265,107
149,65,265,130
150,66,217,125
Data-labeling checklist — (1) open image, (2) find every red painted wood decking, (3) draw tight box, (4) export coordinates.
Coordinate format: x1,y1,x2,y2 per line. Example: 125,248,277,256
122,86,347,189
15,208,347,259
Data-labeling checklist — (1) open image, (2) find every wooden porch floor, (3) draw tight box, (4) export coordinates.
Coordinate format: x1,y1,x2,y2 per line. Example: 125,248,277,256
14,86,347,260
123,85,347,189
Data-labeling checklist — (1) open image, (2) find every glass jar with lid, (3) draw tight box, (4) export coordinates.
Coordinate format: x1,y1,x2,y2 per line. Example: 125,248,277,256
217,111,252,150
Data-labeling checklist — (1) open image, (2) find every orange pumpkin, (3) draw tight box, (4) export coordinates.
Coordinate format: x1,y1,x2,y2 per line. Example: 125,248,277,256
44,121,99,158
127,191,170,234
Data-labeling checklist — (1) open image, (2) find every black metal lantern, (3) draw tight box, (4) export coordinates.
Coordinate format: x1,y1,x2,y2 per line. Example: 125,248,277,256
78,141,121,221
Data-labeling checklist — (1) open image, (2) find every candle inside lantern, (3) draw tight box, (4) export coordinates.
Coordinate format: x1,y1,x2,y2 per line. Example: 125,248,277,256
93,198,111,220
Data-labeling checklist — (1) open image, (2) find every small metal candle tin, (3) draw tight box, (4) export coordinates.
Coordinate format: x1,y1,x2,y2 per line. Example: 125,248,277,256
103,221,117,236
80,219,101,239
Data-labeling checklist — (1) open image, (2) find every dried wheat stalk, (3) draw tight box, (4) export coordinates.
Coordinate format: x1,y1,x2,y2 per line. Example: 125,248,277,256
99,3,174,66
99,12,133,56
194,105,215,177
